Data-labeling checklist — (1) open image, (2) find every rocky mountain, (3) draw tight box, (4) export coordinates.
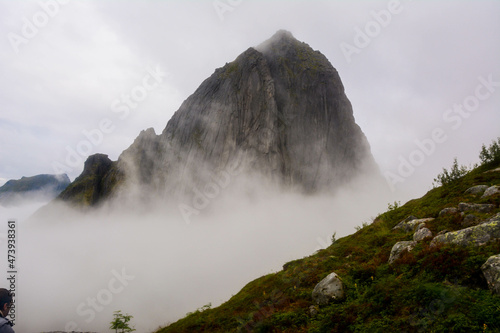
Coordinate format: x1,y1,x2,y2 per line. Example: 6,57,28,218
58,30,378,206
0,173,70,206
154,153,500,332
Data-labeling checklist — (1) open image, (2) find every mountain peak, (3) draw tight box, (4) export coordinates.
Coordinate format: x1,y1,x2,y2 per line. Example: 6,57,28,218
256,29,300,53
269,29,296,42
57,31,378,206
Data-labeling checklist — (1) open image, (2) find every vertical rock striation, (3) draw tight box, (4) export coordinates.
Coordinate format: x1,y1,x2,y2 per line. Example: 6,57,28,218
58,30,378,206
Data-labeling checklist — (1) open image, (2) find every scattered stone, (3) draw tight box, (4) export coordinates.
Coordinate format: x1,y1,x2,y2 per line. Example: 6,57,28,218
393,218,434,233
309,305,319,316
312,272,346,305
482,185,500,198
439,207,459,217
484,167,500,173
462,214,478,228
464,185,489,195
414,227,433,242
458,202,495,214
430,213,500,247
388,241,416,264
481,254,500,295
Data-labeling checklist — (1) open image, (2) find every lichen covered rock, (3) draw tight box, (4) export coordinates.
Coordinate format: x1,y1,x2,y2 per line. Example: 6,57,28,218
312,272,346,305
431,213,500,247
439,207,458,217
393,218,434,233
414,227,433,242
388,241,416,264
482,185,500,198
481,254,500,295
464,185,489,195
458,202,495,214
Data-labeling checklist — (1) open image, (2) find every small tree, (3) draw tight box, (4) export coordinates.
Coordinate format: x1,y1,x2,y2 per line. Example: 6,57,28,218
479,137,500,165
433,158,469,186
110,310,136,333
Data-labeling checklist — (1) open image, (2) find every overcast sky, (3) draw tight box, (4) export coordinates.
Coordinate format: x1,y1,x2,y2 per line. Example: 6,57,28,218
1,0,499,200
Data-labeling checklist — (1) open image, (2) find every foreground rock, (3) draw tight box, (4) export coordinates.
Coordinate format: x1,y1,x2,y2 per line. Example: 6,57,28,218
482,185,500,198
414,227,433,242
393,217,434,233
431,213,500,247
388,241,416,264
481,254,500,295
312,272,346,305
458,203,495,214
464,185,489,195
439,207,459,217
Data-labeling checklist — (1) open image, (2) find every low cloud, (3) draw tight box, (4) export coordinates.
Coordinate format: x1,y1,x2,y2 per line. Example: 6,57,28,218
3,170,390,332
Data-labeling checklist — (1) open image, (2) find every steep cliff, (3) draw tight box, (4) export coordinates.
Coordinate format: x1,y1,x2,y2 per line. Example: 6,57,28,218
58,30,378,206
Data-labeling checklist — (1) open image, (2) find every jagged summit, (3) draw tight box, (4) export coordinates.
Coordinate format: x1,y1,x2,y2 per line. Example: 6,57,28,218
57,31,378,206
257,29,297,47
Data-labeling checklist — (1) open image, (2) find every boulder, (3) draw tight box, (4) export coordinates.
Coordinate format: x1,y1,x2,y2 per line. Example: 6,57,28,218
312,272,346,305
481,254,500,295
458,203,495,214
439,207,459,217
464,185,489,195
430,213,500,247
414,227,433,242
482,185,500,198
461,214,478,228
388,241,416,264
484,167,500,173
393,218,434,233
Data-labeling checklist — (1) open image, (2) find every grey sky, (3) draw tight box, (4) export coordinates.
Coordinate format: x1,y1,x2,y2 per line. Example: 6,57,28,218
1,0,499,200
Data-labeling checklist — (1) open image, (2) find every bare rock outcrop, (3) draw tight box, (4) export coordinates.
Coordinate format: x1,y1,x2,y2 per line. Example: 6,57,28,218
431,213,500,247
312,272,346,305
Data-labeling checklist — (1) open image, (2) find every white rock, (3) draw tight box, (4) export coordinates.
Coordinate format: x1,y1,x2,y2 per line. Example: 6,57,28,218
312,272,345,305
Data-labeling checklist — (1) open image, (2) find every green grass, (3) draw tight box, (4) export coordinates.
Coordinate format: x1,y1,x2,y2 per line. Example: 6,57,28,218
155,161,500,333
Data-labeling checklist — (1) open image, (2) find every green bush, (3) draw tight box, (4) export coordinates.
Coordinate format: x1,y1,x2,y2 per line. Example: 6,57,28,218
434,158,470,186
479,137,500,165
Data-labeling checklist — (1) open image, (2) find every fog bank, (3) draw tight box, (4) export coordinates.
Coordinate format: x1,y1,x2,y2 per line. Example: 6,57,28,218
1,173,390,333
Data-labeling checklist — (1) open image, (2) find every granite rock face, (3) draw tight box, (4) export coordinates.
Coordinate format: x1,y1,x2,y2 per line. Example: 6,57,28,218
57,154,123,206
59,31,378,206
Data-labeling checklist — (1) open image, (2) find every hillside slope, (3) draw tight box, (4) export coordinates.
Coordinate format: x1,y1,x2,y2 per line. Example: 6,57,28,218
155,160,500,332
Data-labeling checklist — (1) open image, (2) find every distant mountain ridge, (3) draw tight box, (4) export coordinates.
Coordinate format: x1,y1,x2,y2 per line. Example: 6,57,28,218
0,173,70,206
57,30,378,207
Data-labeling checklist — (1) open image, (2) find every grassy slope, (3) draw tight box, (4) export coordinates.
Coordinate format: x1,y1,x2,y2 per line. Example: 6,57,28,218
156,162,500,333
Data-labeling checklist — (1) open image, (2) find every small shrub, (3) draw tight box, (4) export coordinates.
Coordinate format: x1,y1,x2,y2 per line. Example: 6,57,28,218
434,158,470,186
110,310,135,333
479,137,500,165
